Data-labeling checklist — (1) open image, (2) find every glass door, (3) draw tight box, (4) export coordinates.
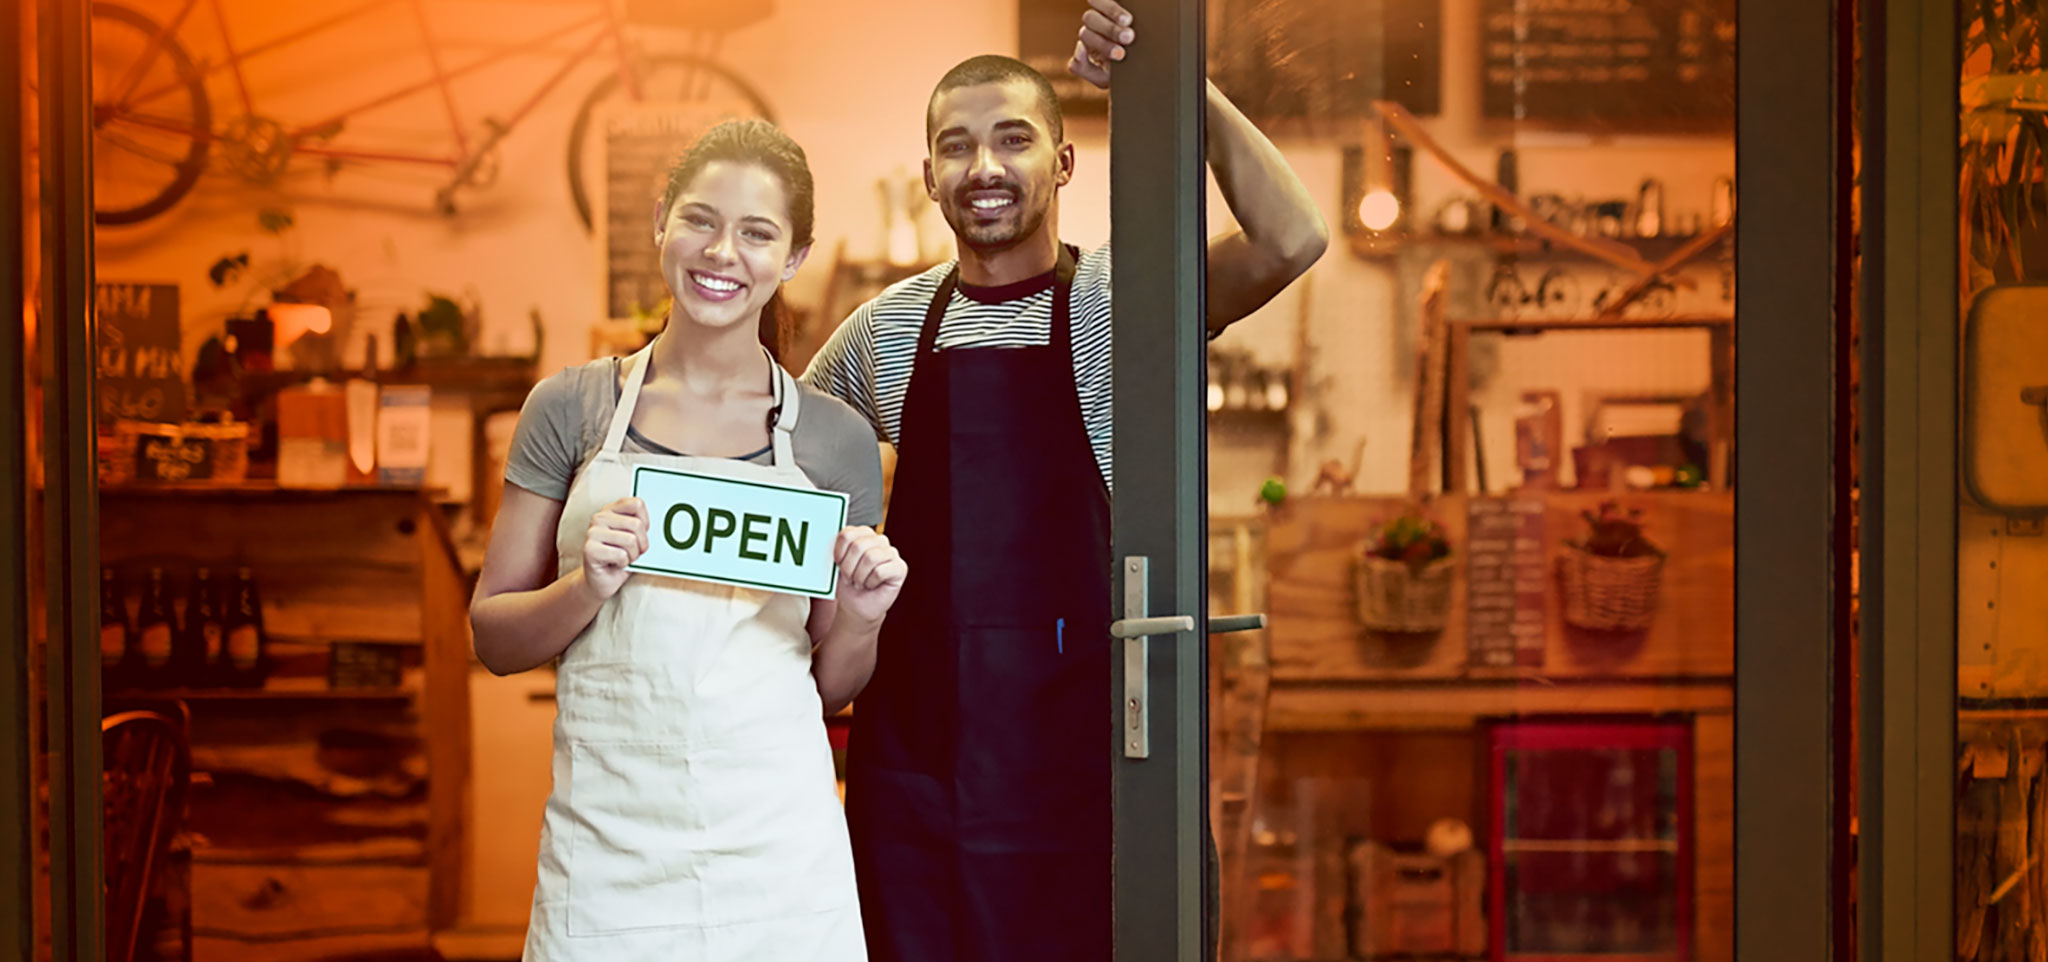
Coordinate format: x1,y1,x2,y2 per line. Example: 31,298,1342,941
1106,0,1845,960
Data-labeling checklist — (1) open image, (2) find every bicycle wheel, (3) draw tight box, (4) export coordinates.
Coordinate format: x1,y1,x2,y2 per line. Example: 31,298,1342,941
91,3,212,226
567,54,775,233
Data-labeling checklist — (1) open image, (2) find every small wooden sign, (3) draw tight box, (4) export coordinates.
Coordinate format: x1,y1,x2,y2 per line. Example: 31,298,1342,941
1466,497,1548,668
95,282,185,424
329,640,405,690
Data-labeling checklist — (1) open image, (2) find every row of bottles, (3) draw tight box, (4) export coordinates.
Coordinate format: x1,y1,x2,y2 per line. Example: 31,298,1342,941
101,564,267,689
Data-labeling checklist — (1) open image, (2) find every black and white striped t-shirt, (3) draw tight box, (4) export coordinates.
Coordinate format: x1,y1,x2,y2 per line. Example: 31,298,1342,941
800,243,1115,490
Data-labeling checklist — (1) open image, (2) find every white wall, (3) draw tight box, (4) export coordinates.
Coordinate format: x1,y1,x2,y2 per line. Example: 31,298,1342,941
95,0,1734,501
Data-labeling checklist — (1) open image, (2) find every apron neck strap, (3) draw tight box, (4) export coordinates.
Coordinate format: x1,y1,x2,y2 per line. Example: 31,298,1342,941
600,342,658,453
608,340,801,465
770,360,800,467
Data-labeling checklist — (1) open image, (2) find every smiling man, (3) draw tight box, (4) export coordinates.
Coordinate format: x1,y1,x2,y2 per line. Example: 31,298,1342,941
801,3,1327,959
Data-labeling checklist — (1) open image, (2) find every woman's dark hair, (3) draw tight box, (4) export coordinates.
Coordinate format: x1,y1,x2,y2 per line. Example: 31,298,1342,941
658,118,815,361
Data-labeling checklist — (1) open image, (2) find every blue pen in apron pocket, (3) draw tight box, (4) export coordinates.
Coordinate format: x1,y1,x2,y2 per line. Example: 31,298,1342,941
1057,618,1065,654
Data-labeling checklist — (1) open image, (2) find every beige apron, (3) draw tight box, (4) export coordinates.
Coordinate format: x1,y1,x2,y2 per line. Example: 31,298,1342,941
524,342,864,962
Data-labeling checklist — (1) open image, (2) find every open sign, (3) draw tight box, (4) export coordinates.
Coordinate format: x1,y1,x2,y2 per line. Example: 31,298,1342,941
627,464,848,598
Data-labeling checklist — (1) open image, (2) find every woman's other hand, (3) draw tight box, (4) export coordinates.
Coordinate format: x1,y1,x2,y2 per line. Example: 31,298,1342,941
832,526,907,625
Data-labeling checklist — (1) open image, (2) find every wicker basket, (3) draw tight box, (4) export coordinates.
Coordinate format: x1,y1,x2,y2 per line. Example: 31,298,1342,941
1557,549,1664,631
1355,554,1455,634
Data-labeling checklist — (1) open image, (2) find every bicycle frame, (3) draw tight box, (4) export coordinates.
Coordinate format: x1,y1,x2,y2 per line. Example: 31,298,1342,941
104,0,637,171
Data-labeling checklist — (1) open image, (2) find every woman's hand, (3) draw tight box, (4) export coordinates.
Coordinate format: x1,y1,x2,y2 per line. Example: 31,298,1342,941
581,497,650,601
832,526,907,626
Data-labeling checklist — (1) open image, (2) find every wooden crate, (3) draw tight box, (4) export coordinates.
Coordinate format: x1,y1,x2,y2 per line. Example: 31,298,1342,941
1348,841,1485,958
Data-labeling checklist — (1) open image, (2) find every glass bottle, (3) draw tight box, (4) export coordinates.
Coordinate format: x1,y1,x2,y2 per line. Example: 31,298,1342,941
134,567,176,686
100,567,133,688
181,566,224,688
222,566,267,688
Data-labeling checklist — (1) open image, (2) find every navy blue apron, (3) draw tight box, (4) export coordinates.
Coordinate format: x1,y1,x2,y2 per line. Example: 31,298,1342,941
847,245,1114,962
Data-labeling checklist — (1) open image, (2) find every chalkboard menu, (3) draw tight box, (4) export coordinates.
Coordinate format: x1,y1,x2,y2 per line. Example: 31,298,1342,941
1466,498,1548,668
600,102,748,322
1481,0,1733,131
95,281,185,425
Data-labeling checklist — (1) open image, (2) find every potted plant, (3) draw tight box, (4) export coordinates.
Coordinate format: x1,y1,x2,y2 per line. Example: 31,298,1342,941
1558,500,1666,631
1354,507,1455,634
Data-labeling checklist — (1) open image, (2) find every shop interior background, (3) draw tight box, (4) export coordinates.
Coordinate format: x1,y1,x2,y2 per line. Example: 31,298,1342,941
62,0,1743,959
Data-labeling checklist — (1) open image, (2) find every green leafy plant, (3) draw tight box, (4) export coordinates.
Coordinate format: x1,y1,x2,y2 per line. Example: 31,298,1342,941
415,293,470,357
1368,509,1452,568
1567,500,1664,559
207,207,302,315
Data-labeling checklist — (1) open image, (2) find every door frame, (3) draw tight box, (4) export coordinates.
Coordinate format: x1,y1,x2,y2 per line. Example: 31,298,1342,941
17,0,107,958
1734,0,1844,958
4,0,36,953
1108,0,1211,959
1858,0,1958,958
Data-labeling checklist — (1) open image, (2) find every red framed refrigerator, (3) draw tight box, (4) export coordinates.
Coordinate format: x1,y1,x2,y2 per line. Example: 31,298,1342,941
1487,719,1693,962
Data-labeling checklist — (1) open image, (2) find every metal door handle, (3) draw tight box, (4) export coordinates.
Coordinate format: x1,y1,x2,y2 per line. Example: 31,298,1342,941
1108,614,1266,639
1209,614,1268,634
1110,616,1195,639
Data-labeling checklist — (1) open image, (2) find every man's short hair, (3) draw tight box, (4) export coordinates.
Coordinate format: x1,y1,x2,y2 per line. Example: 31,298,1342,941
925,55,1065,145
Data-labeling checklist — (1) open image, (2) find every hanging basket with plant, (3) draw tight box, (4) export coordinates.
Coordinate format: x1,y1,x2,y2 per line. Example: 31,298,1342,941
1558,500,1666,631
1354,509,1455,634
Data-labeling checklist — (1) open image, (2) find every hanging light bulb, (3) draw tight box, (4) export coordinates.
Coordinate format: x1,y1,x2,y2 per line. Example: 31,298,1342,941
1354,119,1403,233
1359,190,1402,232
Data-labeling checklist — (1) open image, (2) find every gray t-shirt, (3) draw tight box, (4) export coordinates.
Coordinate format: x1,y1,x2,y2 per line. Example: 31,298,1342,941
504,357,885,527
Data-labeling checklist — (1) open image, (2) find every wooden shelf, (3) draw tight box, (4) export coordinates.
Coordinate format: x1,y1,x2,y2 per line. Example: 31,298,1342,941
101,481,431,500
193,837,428,867
110,683,414,702
1347,230,1727,262
1502,838,1682,854
1267,678,1734,732
1451,314,1732,333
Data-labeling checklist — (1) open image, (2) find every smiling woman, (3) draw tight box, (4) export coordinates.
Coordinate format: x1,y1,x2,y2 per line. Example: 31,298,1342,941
467,116,905,961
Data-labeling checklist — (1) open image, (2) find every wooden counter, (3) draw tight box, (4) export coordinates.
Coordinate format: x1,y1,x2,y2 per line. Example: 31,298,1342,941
102,483,472,960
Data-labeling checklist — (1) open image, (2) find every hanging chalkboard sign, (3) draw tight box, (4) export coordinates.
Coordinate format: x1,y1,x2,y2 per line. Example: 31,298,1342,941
1480,0,1733,132
95,281,185,425
1466,497,1548,669
600,102,750,322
